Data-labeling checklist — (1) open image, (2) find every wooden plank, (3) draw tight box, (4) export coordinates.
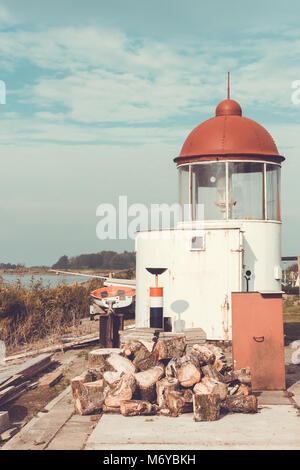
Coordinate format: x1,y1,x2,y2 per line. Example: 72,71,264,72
0,374,23,392
38,371,63,389
4,334,99,362
0,382,30,406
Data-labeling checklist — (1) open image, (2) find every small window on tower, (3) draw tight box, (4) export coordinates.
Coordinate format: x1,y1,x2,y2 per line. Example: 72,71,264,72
190,235,205,251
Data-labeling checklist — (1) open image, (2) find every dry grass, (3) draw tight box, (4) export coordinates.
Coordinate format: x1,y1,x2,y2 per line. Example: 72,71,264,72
0,278,101,352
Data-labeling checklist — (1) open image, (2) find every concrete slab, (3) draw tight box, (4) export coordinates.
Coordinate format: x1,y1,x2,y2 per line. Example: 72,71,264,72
257,391,292,405
2,391,74,450
85,406,300,450
46,415,97,450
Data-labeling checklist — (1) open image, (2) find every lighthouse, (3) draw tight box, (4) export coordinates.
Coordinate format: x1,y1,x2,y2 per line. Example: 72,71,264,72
135,83,285,341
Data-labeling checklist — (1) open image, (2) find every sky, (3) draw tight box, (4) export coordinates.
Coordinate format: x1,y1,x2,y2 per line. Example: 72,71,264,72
0,0,300,266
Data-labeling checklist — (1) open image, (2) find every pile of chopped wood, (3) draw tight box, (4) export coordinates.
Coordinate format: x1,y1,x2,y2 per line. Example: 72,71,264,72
71,336,258,422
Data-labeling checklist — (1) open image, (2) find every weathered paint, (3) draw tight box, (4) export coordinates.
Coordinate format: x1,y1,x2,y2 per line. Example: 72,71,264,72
232,292,286,391
135,224,242,340
135,219,281,340
221,294,230,341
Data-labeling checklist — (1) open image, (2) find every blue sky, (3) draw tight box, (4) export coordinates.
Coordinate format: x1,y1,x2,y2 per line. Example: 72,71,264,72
0,0,300,266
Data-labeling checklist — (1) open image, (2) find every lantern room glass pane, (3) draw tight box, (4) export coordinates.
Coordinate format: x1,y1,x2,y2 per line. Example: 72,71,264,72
192,162,226,220
178,165,190,220
229,162,264,220
266,164,280,220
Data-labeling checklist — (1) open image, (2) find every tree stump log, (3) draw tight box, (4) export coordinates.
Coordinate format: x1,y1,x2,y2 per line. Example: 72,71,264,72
106,353,136,375
193,377,228,400
192,344,216,365
71,370,94,399
105,373,136,408
193,393,221,422
103,371,122,385
156,377,179,408
222,394,257,413
177,361,201,388
88,348,123,368
154,335,186,360
233,367,252,384
165,391,191,416
102,404,121,413
120,400,159,416
135,365,164,390
166,355,201,387
124,340,146,357
202,364,226,383
237,383,251,396
74,379,108,415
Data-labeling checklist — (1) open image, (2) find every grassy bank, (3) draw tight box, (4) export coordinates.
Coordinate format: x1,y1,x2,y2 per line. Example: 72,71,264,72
283,295,300,323
0,278,101,351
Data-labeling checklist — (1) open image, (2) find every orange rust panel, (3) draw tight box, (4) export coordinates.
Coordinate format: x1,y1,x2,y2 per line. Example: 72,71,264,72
232,292,286,391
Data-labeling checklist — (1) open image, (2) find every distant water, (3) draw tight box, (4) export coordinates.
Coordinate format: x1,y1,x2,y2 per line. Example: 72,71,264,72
0,273,96,289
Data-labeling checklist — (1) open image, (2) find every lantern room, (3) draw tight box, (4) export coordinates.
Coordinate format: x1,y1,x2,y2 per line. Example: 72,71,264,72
135,92,285,341
176,98,283,223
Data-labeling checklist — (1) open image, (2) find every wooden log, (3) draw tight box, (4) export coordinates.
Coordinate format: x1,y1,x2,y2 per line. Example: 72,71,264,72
177,362,201,388
135,365,164,390
156,377,179,408
88,367,104,381
106,353,136,375
133,348,159,372
166,391,192,417
74,379,108,415
202,364,226,383
120,400,159,417
88,348,123,368
154,335,186,360
237,384,251,396
165,357,177,378
193,377,228,400
103,371,122,385
222,394,257,413
213,357,227,373
71,370,94,399
175,354,201,387
193,393,221,422
104,373,136,408
158,408,171,416
228,384,240,395
165,355,201,387
102,404,121,413
182,388,194,404
139,385,156,403
124,340,146,357
192,344,216,365
233,367,252,385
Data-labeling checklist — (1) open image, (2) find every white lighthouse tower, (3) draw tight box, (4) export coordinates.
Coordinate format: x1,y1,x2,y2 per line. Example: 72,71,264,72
135,92,284,340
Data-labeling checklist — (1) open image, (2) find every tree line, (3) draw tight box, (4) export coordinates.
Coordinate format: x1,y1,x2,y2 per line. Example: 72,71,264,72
52,250,136,270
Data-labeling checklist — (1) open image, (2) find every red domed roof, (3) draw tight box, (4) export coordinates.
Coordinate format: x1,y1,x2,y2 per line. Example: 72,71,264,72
175,99,284,164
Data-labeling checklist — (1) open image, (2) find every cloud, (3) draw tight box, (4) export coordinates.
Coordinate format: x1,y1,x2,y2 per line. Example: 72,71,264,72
0,25,297,129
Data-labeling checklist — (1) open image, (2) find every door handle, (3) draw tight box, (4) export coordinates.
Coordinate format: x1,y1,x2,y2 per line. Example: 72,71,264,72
253,336,264,342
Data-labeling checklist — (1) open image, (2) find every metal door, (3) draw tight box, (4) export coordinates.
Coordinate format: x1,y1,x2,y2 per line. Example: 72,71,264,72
232,292,286,391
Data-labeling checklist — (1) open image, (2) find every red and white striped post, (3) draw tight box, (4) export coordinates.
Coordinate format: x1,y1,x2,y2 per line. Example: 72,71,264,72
146,268,167,329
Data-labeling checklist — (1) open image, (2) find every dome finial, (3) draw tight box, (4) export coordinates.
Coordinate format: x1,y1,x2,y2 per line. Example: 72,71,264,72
227,72,230,99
